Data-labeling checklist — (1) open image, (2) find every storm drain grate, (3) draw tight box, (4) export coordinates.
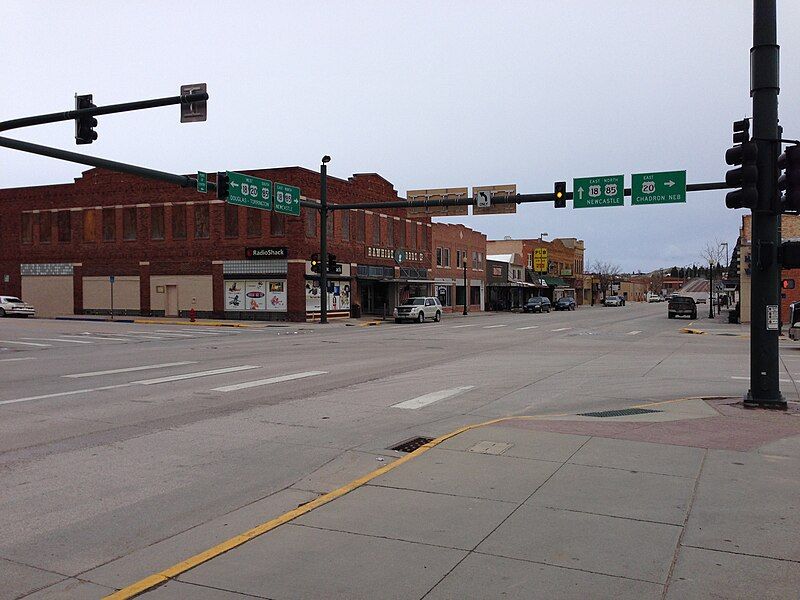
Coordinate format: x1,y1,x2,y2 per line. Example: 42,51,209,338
578,408,663,418
390,436,435,453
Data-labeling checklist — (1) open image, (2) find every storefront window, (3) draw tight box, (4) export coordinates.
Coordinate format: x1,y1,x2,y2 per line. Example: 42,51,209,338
470,285,481,305
455,285,465,306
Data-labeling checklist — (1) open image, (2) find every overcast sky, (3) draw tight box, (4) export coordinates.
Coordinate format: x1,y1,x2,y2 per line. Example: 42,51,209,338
2,1,798,272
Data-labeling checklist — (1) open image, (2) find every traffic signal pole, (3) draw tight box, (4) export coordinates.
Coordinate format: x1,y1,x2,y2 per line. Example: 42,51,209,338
747,0,785,409
319,161,329,324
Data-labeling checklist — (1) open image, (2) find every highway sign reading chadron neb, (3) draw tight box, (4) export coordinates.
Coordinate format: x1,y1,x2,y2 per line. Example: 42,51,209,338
227,172,272,210
631,170,686,205
573,175,624,208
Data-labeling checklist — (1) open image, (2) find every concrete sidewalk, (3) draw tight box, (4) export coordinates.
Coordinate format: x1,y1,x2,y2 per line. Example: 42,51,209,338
95,397,800,600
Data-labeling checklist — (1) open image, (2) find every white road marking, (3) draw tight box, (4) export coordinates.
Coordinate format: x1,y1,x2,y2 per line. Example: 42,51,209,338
63,361,198,379
627,331,642,336
134,365,260,385
0,383,133,406
483,324,508,329
731,376,793,383
551,327,572,332
128,330,193,338
22,337,93,344
392,386,475,409
451,324,477,329
211,370,327,392
0,357,36,362
0,339,51,347
516,326,539,330
60,335,129,342
162,330,221,336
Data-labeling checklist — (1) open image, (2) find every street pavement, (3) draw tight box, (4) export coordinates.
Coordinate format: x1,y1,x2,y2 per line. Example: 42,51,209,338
1,303,798,599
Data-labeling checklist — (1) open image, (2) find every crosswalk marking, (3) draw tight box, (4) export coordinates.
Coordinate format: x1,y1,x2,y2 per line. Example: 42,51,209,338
159,330,221,336
22,337,93,344
483,324,508,329
60,334,129,342
128,331,191,338
551,327,572,332
391,386,475,409
63,361,198,379
0,357,36,362
211,371,327,392
627,331,642,336
0,382,133,406
731,375,793,383
516,326,539,330
0,339,52,347
451,324,477,328
134,365,260,385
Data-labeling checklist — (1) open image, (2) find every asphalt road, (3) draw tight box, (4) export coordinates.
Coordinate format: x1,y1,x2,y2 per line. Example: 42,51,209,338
0,304,794,598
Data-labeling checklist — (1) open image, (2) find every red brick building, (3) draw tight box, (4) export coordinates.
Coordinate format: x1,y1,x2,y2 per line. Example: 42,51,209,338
0,167,434,322
430,223,487,312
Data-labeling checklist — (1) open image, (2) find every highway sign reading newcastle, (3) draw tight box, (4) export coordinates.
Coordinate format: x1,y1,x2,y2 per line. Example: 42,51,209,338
274,182,301,216
227,172,272,210
197,171,208,193
631,170,686,205
573,175,624,208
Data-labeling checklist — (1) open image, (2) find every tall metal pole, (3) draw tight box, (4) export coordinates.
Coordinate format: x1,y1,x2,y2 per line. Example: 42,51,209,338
747,0,785,408
709,263,714,319
463,259,468,315
319,160,329,324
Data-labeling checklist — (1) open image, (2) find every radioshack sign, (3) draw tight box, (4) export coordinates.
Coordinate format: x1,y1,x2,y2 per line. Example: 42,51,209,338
245,246,288,260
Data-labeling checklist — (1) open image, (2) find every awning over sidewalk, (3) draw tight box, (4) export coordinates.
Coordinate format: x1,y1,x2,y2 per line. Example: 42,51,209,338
542,276,569,287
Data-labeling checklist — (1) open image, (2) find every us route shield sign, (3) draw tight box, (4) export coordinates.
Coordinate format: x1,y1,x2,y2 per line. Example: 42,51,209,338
572,175,624,208
631,170,686,205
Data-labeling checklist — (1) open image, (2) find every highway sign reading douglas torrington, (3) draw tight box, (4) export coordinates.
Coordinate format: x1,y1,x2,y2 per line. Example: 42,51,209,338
573,175,624,208
227,172,272,210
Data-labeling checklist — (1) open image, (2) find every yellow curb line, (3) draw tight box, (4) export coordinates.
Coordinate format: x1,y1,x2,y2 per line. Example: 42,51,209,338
680,327,705,335
104,395,725,599
133,320,250,328
359,320,382,327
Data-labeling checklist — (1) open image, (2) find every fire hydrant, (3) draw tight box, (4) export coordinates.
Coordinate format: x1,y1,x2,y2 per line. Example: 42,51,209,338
189,306,197,322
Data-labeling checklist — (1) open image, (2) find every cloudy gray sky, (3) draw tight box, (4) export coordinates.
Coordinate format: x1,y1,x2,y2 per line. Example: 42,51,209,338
2,1,798,271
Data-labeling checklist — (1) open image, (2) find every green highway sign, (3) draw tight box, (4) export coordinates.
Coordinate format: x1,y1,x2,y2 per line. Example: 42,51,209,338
196,171,208,193
631,170,686,205
573,175,624,208
227,171,272,210
274,182,301,216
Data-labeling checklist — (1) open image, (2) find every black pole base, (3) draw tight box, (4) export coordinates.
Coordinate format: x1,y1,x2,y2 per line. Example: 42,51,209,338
744,390,787,410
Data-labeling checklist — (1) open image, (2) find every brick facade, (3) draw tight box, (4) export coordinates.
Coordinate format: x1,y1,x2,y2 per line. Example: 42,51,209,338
431,223,487,311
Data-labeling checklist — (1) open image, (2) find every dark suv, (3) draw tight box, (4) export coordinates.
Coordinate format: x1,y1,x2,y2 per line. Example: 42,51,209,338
668,295,697,319
554,297,576,311
523,297,551,313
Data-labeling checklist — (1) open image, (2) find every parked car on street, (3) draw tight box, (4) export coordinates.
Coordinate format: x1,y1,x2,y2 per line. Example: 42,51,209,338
647,292,663,303
394,297,442,323
603,295,626,307
554,297,576,311
0,296,35,317
523,297,551,313
668,295,698,319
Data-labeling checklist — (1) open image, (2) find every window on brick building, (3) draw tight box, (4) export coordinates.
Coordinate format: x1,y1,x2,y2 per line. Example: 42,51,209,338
422,225,428,250
21,213,32,244
443,247,450,267
123,207,137,240
327,211,334,238
456,250,466,268
172,204,187,240
397,220,405,247
355,211,365,242
472,251,478,269
305,209,317,238
470,286,481,305
340,210,349,241
82,210,96,242
386,218,393,246
39,212,52,243
270,211,285,236
57,211,71,243
410,222,417,248
247,208,261,237
436,247,442,267
224,203,239,238
194,204,210,239
151,206,165,240
102,208,115,241
372,214,380,244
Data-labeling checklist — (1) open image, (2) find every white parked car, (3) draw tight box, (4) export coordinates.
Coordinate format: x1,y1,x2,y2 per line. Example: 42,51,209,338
0,296,35,317
394,297,442,323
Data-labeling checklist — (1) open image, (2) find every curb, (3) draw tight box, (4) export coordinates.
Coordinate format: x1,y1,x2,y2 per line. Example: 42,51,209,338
680,327,705,334
104,395,727,600
132,320,251,328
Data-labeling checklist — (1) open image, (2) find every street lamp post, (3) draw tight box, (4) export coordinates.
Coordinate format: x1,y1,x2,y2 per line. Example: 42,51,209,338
709,260,715,319
319,156,331,324
463,257,468,316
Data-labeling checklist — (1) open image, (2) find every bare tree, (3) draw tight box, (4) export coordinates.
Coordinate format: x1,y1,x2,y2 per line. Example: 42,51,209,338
590,260,621,301
700,239,727,270
649,269,665,294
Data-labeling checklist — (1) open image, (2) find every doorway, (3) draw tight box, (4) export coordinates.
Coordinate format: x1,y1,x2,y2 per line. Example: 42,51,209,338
165,285,178,316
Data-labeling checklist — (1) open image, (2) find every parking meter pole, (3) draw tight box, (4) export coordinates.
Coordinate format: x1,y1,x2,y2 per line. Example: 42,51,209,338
319,163,328,325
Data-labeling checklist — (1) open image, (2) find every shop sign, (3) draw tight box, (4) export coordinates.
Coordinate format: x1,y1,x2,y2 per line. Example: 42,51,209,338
561,268,573,276
367,247,425,262
533,248,548,272
245,246,288,260
406,187,469,217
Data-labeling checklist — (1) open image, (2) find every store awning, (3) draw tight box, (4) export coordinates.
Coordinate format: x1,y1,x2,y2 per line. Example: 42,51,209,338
542,276,569,287
489,281,538,288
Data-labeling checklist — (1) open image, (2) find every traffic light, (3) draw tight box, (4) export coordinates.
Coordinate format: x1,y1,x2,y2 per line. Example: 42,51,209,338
74,94,98,145
327,253,337,273
781,242,800,269
782,278,795,290
779,145,800,213
725,120,758,210
310,253,320,273
216,172,229,200
554,181,566,208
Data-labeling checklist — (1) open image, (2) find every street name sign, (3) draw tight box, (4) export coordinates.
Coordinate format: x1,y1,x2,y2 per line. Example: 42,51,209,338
533,248,548,272
227,172,272,210
472,184,517,215
274,182,301,216
573,175,624,208
631,170,686,205
197,171,208,193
